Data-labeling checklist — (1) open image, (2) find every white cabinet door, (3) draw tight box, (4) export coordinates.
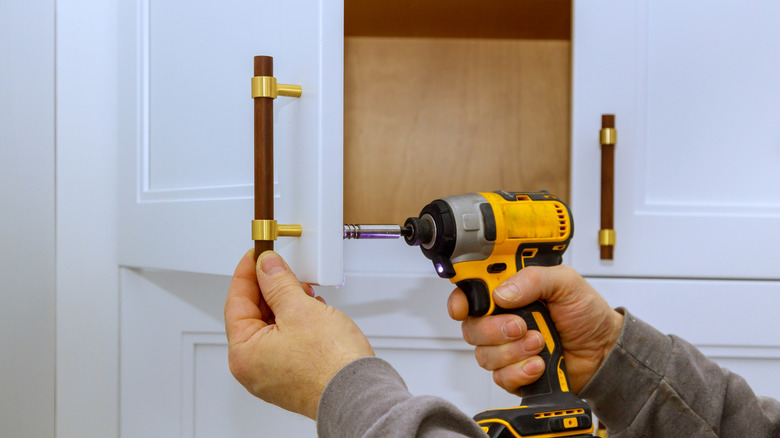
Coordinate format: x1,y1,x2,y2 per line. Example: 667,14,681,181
116,1,344,436
570,0,780,279
118,0,344,285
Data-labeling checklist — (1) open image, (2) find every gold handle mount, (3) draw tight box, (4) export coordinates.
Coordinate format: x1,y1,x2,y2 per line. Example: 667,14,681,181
251,76,303,99
252,220,303,241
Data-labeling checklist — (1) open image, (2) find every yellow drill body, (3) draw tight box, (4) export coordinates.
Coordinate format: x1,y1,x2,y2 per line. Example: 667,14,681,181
403,191,593,438
449,192,573,316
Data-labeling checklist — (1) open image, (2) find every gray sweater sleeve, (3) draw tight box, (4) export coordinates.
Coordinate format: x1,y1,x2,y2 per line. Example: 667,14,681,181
317,309,780,437
316,357,486,438
580,308,780,437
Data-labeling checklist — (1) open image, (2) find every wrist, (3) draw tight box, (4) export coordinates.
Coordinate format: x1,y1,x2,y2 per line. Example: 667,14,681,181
606,309,625,353
604,309,625,361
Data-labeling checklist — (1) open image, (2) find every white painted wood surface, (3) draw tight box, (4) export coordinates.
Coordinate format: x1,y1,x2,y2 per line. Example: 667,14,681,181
0,2,55,437
120,242,780,437
119,243,522,437
570,0,780,279
42,1,780,437
55,1,120,437
119,268,317,437
592,276,780,400
117,0,344,285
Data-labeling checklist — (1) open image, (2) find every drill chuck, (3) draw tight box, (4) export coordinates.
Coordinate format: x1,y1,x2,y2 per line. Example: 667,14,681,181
402,216,435,247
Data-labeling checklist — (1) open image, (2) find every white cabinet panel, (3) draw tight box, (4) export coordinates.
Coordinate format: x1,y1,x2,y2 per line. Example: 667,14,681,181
118,0,344,285
119,268,316,437
185,338,315,437
1,1,55,437
56,1,120,437
702,354,780,401
571,0,780,279
590,276,780,400
120,264,509,435
375,343,491,415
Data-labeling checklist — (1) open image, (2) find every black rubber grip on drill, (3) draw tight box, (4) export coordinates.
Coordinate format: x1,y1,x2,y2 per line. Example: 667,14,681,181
456,279,492,316
493,300,571,399
470,301,595,438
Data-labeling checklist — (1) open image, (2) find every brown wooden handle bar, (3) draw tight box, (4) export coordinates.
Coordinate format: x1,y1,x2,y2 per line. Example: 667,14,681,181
599,114,616,260
254,56,274,258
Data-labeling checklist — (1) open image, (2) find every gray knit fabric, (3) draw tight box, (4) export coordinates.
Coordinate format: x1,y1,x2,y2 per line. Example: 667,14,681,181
317,310,780,437
581,309,780,437
317,356,486,437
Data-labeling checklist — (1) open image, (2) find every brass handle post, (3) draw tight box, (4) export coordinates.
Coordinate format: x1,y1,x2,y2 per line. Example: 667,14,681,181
599,114,616,260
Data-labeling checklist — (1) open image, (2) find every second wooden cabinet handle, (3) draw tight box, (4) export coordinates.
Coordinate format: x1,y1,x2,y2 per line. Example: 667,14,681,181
599,114,616,260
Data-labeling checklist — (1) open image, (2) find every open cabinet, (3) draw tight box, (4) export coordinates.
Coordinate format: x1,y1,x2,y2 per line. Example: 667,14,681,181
335,0,576,426
55,0,780,436
343,0,572,224
117,0,574,284
113,1,576,436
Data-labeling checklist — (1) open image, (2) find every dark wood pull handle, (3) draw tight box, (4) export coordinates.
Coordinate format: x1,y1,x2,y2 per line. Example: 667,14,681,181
254,56,275,259
251,56,303,260
599,114,616,260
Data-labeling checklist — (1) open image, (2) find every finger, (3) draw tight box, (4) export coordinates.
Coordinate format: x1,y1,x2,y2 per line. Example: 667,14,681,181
302,283,315,297
492,265,579,309
255,251,307,314
460,315,530,346
473,334,545,370
492,356,545,394
447,288,470,321
225,249,268,344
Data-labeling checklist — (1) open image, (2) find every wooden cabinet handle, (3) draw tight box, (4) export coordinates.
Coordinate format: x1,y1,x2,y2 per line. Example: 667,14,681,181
254,56,275,257
599,114,616,260
252,56,302,259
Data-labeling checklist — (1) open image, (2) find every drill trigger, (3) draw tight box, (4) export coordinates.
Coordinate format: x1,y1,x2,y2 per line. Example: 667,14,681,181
456,279,494,316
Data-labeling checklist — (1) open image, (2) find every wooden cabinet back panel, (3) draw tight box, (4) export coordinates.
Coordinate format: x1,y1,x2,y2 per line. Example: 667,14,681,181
344,37,571,224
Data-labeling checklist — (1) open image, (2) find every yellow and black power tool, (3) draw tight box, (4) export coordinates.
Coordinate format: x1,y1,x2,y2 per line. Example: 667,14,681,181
345,190,595,438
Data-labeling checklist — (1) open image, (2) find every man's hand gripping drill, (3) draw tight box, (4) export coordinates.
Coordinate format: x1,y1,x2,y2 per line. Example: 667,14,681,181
346,191,596,438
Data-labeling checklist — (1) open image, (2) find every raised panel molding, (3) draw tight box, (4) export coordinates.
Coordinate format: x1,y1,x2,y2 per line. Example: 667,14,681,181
132,0,255,202
570,0,780,279
122,268,780,437
180,333,315,438
635,0,780,215
130,0,339,203
632,0,780,214
592,276,780,400
178,332,498,435
175,334,780,436
117,0,344,281
703,347,780,401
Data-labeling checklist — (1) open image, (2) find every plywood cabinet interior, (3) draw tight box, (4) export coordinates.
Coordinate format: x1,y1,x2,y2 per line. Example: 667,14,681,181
343,0,572,224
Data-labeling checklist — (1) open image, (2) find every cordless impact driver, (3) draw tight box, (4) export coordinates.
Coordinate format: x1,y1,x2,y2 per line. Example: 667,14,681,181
344,190,594,438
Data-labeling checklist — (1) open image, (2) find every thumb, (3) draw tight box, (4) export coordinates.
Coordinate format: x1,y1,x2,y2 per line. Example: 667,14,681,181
493,265,571,309
255,251,306,314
